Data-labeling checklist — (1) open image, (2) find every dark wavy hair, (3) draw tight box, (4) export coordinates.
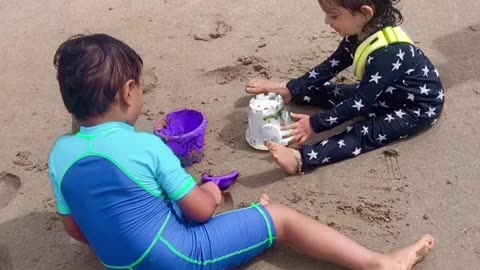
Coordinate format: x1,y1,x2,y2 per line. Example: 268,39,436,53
320,0,404,32
53,34,143,121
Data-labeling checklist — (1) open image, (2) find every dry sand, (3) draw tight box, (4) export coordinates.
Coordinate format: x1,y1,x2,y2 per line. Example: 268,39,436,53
1,0,479,269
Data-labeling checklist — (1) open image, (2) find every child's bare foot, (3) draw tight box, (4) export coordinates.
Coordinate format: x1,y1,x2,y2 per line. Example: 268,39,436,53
379,235,435,270
266,141,301,175
259,193,271,206
245,79,292,103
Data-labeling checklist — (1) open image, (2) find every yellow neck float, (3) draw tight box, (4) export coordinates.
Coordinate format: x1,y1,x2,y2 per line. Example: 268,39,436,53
352,26,413,80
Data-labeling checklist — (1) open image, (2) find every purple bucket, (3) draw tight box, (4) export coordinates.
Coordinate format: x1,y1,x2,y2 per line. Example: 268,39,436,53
154,109,207,167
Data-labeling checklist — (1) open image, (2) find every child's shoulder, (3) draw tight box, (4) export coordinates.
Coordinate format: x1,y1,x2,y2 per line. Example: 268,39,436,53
50,134,77,152
123,130,171,154
132,130,165,145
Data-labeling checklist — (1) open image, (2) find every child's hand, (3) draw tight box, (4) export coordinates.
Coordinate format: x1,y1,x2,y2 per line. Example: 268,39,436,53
282,113,314,145
200,182,222,205
245,79,292,103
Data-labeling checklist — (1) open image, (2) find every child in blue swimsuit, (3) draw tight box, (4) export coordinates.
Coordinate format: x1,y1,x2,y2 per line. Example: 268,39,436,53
49,33,434,270
246,0,444,175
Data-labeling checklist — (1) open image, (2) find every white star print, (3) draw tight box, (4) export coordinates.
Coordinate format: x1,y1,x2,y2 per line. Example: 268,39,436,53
304,96,312,102
402,80,408,86
338,139,346,148
352,99,364,111
332,87,341,96
361,125,369,135
437,89,444,100
328,99,336,106
352,147,362,156
392,59,402,71
385,86,396,94
433,68,440,78
376,134,387,143
395,109,406,119
307,150,318,160
379,101,389,108
321,140,329,146
419,84,431,95
367,56,374,65
324,81,331,86
407,93,415,101
425,107,436,117
406,69,415,75
399,135,409,139
309,70,319,79
345,36,350,42
431,118,439,126
326,116,338,125
384,114,395,123
344,47,350,53
322,157,331,164
330,59,340,67
422,65,430,77
413,109,421,116
369,72,382,84
397,48,405,60
346,126,353,132
368,113,376,118
307,85,315,91
410,46,415,57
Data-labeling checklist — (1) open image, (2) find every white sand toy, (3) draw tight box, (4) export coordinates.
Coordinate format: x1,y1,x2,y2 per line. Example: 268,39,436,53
246,93,294,151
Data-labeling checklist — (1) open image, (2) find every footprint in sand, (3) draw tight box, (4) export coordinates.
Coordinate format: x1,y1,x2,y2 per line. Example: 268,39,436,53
0,172,21,209
0,245,13,270
142,68,158,94
201,56,271,85
191,15,232,41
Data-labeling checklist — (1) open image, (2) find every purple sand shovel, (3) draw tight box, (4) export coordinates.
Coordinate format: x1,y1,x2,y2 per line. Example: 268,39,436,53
202,171,240,191
154,109,207,167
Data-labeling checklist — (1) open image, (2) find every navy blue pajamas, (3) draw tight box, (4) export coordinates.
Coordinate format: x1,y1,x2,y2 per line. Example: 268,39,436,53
286,36,444,171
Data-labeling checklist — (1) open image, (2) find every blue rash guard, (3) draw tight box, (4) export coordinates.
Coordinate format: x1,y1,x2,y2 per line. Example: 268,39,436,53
49,122,276,270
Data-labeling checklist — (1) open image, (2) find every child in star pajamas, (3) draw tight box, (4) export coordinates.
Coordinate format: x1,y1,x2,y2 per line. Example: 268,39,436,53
246,0,444,174
50,33,435,270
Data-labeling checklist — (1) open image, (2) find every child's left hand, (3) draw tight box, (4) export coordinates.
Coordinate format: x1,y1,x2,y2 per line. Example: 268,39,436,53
282,113,314,145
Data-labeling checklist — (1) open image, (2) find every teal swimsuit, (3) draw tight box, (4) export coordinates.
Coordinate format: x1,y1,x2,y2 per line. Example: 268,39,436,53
49,122,276,269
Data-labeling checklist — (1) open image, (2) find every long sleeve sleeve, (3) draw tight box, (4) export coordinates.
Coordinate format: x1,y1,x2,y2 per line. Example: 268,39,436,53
309,45,403,133
287,36,356,104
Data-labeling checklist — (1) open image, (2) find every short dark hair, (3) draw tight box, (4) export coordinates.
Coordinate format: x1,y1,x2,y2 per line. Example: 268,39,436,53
53,34,143,121
320,0,403,32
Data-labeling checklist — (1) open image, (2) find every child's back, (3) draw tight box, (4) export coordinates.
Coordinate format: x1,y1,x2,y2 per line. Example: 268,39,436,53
50,122,195,266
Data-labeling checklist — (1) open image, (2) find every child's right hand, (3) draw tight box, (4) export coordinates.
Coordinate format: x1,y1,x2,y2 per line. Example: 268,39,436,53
178,183,222,223
245,79,292,103
200,182,222,205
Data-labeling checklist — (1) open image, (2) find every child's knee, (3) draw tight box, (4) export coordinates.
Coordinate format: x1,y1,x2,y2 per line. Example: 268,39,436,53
264,203,298,231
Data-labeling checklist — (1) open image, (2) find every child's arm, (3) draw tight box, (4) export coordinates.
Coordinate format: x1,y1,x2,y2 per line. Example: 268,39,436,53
309,45,403,133
62,215,89,244
150,135,222,223
287,37,355,103
177,182,222,223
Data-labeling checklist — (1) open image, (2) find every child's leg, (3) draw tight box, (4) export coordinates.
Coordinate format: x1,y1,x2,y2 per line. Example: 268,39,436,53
269,111,426,173
260,194,434,270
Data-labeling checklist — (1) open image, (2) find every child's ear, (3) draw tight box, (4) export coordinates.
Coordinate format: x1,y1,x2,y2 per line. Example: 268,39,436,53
360,5,375,22
119,79,137,106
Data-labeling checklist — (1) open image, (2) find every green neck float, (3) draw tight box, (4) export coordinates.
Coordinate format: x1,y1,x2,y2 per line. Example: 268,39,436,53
353,26,413,80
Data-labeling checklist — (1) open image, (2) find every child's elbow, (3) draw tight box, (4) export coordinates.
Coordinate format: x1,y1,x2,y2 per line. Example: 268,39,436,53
188,205,216,223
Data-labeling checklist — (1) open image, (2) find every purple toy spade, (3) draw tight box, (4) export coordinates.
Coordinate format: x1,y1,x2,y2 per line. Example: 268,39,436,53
202,171,240,191
154,109,207,167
